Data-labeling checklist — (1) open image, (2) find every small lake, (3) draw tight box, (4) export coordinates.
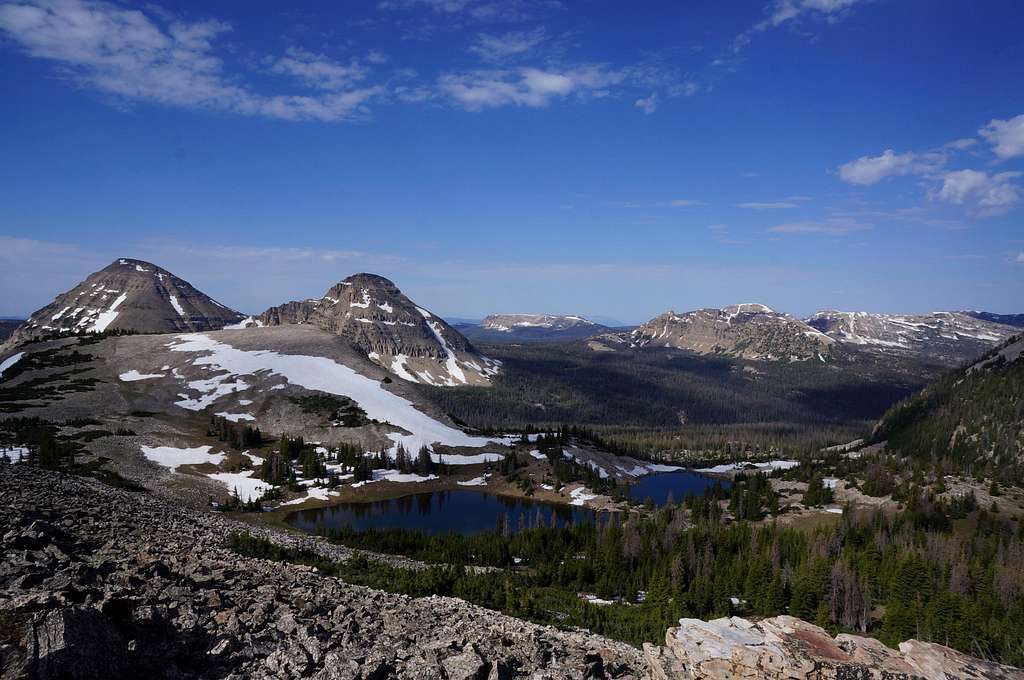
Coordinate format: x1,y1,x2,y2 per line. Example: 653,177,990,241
286,489,597,536
286,470,727,536
625,470,728,506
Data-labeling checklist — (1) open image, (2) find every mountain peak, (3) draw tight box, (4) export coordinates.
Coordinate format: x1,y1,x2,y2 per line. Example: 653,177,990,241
260,273,499,386
5,260,245,347
722,302,775,315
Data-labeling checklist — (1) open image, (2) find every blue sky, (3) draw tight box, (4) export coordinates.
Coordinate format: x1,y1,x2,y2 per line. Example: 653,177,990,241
1,0,1022,323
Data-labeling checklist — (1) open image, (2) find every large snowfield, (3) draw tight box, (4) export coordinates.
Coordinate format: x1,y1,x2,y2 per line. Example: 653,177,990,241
168,334,508,458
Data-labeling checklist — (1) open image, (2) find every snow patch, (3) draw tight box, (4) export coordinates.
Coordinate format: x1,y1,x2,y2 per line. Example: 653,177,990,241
91,292,128,332
0,352,25,380
142,445,224,471
167,334,506,455
697,460,799,474
119,370,165,382
207,470,271,503
168,295,186,318
214,411,255,422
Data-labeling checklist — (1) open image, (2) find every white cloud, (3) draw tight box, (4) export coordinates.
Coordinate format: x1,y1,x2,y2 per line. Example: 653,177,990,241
736,202,799,209
0,0,385,122
270,47,368,91
768,217,872,235
930,169,1022,217
979,114,1024,160
759,0,866,29
634,92,658,114
667,199,704,207
943,137,977,151
439,65,625,110
1017,253,1024,264
469,28,546,61
837,149,945,186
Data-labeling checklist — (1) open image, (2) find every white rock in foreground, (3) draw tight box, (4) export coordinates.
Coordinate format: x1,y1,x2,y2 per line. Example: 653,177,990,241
645,615,1024,680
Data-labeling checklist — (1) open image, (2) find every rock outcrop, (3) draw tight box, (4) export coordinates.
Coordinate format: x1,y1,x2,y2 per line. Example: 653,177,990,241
259,273,500,386
3,259,245,350
645,615,1023,679
632,304,835,362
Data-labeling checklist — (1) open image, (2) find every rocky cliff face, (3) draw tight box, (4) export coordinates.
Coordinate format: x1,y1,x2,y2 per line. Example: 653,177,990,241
632,304,836,361
806,310,1017,366
259,273,499,386
4,259,244,349
645,615,1023,680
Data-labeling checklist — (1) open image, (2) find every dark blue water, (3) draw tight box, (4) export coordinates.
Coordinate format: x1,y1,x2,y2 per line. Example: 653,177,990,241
625,470,728,506
286,489,597,536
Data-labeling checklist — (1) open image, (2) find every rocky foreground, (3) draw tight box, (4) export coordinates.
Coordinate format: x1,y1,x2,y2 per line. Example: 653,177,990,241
2,464,1022,680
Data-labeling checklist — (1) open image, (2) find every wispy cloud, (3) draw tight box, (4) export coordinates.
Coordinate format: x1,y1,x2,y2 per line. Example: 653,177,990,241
731,0,870,55
634,92,658,114
768,217,872,235
269,47,369,91
1017,252,1024,264
439,64,633,109
469,28,547,61
736,202,799,209
837,149,945,186
0,0,385,122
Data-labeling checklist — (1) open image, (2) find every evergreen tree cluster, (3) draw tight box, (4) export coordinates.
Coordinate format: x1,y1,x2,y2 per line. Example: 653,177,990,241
208,415,263,450
873,338,1024,485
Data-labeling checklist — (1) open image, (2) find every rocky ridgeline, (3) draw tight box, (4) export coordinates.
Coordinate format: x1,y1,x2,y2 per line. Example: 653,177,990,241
631,304,835,362
3,464,1021,680
806,310,1018,366
3,258,244,351
259,273,499,386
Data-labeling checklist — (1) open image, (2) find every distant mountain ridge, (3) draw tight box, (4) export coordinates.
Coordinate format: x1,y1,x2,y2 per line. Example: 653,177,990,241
481,313,597,332
961,310,1024,328
631,303,836,361
2,258,244,350
258,273,500,386
806,310,1017,366
459,313,608,342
